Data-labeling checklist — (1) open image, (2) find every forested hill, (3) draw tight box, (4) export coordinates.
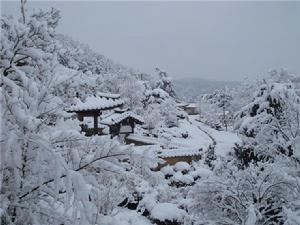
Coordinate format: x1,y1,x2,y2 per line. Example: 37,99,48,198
56,34,140,77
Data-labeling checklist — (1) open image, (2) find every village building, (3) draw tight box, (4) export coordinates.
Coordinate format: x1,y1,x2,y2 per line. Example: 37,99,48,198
100,111,144,139
176,101,199,115
176,102,189,110
184,103,199,115
67,93,144,138
66,93,124,136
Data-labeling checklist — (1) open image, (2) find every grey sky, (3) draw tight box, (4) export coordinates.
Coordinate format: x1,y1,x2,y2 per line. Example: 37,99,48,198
2,1,300,81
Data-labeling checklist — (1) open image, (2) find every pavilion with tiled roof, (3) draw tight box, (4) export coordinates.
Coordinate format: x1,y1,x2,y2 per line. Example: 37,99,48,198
67,94,124,136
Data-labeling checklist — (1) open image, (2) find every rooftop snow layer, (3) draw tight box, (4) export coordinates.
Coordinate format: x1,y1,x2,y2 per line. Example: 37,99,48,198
126,134,166,146
67,96,123,112
158,148,202,158
97,92,120,99
186,103,197,108
100,111,144,125
176,102,188,107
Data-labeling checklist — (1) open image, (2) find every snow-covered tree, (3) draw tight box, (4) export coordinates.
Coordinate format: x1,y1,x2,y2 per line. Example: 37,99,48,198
143,106,161,134
160,98,178,128
118,76,145,113
0,4,135,224
142,86,179,130
234,81,300,161
155,68,177,99
200,89,233,130
188,160,298,225
268,68,300,95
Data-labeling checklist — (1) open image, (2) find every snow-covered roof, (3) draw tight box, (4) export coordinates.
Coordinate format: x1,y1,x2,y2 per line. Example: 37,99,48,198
176,102,188,107
100,111,144,125
67,96,123,112
158,148,202,158
126,134,166,146
97,92,120,99
114,107,129,113
186,103,197,108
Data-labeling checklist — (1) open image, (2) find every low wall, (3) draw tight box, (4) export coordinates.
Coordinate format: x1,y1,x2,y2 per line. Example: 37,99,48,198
162,155,201,165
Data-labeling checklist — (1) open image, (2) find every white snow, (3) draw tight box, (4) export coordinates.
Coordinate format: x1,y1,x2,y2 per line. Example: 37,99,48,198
211,130,241,157
101,208,152,225
67,95,124,112
189,115,241,157
171,172,194,184
245,205,257,225
150,203,186,222
160,165,175,176
156,118,211,150
97,92,121,99
126,134,166,146
176,102,188,108
189,167,213,178
174,162,191,171
186,103,197,108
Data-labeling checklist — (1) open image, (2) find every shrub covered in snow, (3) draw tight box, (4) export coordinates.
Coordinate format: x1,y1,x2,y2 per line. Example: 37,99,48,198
173,162,191,172
171,172,194,186
101,208,153,225
150,203,186,223
160,165,175,176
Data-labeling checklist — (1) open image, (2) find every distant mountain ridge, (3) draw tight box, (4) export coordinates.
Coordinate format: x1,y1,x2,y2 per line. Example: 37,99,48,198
174,77,239,102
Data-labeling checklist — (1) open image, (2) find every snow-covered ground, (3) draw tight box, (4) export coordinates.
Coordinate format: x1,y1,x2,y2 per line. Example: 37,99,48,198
137,117,211,150
134,115,240,160
164,118,211,150
188,115,241,157
101,208,153,225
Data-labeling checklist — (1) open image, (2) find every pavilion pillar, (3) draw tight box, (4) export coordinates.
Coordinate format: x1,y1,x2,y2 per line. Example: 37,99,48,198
77,113,83,122
93,111,99,135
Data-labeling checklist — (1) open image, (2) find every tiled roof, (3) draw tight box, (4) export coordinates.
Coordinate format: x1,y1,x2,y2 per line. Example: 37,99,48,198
97,92,120,99
67,96,123,112
100,111,144,125
158,148,202,158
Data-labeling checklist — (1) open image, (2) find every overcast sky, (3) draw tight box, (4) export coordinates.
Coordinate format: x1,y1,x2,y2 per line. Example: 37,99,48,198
2,1,300,81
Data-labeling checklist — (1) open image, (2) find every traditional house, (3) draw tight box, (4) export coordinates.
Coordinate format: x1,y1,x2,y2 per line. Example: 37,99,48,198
100,111,144,139
176,101,198,115
183,103,198,115
176,102,189,110
66,93,124,136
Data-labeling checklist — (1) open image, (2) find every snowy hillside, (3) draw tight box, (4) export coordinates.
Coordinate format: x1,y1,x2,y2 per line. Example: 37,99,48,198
1,2,300,225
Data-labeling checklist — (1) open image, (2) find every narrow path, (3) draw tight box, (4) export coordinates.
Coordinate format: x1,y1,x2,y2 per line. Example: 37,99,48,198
195,123,217,167
186,116,216,157
189,115,241,160
196,124,216,150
